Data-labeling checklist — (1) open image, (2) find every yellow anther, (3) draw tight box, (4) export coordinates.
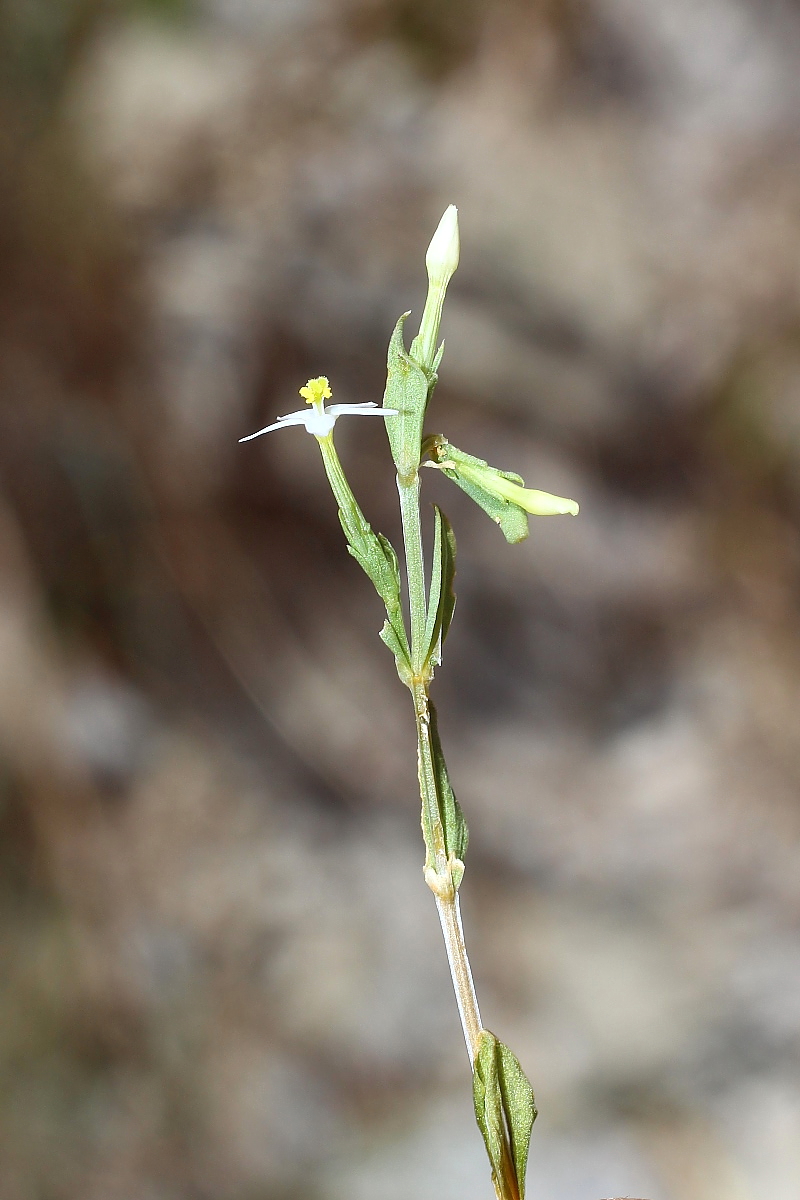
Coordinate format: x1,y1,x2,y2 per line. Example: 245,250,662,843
299,376,332,406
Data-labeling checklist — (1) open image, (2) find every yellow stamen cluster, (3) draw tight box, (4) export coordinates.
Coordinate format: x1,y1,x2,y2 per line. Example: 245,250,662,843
299,377,332,406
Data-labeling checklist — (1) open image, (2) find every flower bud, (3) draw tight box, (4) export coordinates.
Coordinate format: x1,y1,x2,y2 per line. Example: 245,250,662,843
423,435,579,542
425,204,460,288
413,205,460,373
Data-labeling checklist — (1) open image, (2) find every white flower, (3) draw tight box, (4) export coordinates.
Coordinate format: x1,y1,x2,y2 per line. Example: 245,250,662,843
239,376,398,442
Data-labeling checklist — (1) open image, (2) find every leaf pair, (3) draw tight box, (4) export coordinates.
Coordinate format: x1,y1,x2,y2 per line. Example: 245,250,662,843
473,1031,537,1200
416,508,463,886
418,697,468,884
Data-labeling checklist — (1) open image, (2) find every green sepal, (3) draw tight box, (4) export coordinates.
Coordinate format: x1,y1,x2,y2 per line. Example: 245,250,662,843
423,505,456,674
383,313,432,478
473,1030,537,1200
422,700,468,871
424,436,530,544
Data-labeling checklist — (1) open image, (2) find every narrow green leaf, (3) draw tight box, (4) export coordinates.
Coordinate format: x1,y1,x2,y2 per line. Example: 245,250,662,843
374,532,404,617
423,506,457,672
473,1031,508,1199
427,700,468,866
316,432,411,671
341,518,411,670
473,1031,537,1200
376,531,401,579
380,620,414,686
383,313,431,478
497,1039,537,1198
339,515,387,600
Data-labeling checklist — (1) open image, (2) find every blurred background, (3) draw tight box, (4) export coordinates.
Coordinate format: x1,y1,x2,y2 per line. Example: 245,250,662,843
3,1,800,1197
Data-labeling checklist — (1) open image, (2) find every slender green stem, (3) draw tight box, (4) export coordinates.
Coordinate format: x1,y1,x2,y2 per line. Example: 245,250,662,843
400,479,484,1063
317,433,360,517
397,471,427,666
399,462,520,1200
410,287,445,373
413,679,482,1061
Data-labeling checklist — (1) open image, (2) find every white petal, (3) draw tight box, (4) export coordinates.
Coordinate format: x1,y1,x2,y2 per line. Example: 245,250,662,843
275,408,313,422
238,414,307,442
327,402,377,413
329,404,398,417
239,401,400,443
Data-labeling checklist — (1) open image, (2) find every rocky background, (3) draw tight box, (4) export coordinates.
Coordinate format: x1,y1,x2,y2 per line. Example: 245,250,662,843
3,1,800,1197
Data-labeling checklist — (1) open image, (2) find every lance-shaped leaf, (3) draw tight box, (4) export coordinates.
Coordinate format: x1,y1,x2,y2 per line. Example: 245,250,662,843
318,436,411,674
419,699,468,877
473,1030,537,1200
382,313,431,478
423,505,456,673
338,515,397,608
424,435,578,544
340,515,411,674
379,617,414,687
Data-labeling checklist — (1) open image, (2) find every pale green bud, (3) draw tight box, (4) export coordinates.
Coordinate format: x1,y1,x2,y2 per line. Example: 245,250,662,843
423,435,579,543
470,469,579,517
425,204,460,288
412,205,460,373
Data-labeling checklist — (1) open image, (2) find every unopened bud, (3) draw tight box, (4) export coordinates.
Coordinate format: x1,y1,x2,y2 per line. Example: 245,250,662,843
425,204,460,288
413,205,460,373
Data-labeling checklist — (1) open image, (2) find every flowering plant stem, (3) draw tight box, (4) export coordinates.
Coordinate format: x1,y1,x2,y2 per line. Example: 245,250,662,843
398,469,480,1041
400,460,519,1200
242,205,580,1200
